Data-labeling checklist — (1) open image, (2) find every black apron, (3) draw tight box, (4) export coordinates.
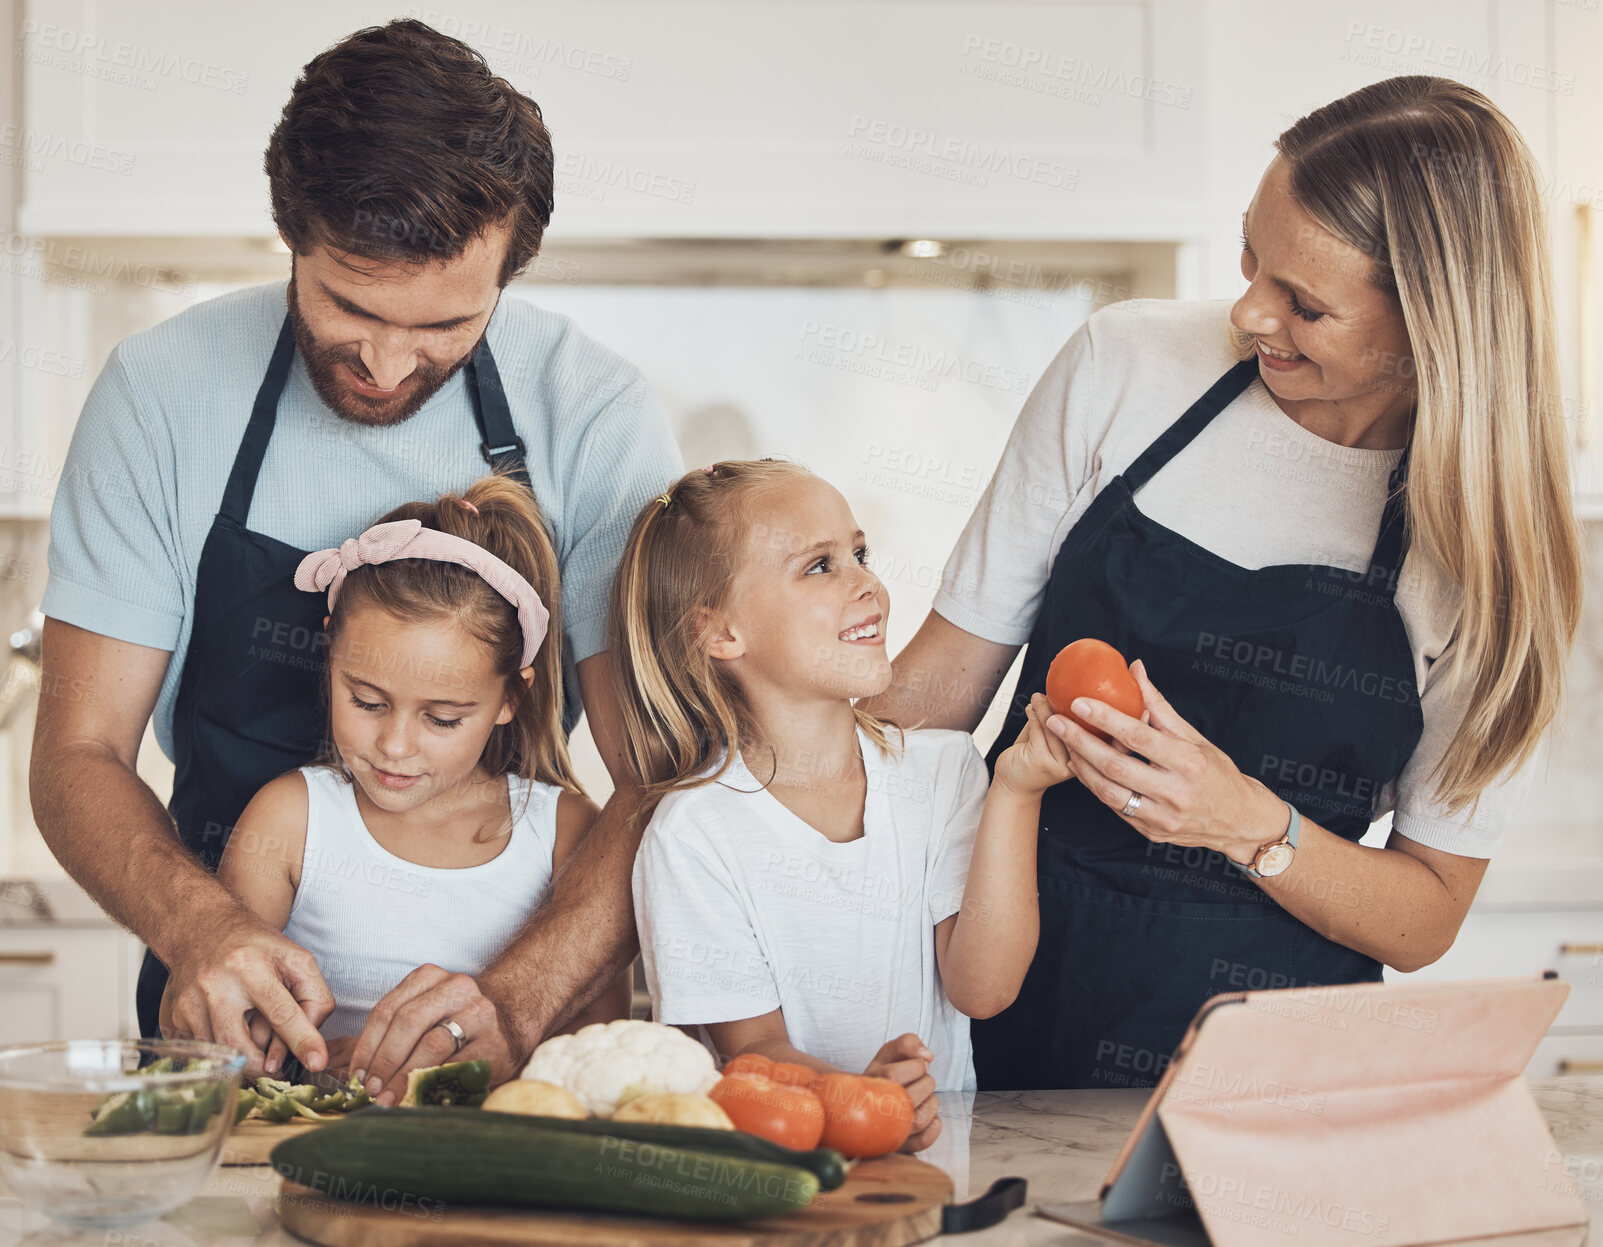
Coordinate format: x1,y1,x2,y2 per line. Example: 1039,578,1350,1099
138,316,543,1037
970,360,1424,1090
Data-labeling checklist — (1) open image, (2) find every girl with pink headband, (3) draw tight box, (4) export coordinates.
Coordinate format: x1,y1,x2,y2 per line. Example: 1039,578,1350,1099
217,474,629,1089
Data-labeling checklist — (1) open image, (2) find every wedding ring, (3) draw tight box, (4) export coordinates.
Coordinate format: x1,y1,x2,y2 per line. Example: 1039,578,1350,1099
1119,792,1143,818
434,1018,467,1054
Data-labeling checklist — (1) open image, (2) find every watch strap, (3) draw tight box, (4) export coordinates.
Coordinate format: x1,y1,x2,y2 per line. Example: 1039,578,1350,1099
1241,801,1300,878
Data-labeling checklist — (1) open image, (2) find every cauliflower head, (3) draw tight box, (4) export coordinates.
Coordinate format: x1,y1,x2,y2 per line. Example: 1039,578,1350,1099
520,1019,721,1117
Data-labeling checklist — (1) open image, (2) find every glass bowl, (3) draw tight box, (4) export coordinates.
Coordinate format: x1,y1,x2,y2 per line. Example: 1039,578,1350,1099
0,1039,247,1228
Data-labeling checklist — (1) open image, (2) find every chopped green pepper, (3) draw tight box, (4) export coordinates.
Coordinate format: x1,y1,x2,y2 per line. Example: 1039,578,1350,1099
85,1091,150,1136
155,1097,194,1134
234,1088,262,1124
260,1093,302,1124
399,1060,492,1108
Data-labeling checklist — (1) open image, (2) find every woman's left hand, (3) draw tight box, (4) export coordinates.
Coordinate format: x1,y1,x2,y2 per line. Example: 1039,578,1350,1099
1049,660,1287,864
347,963,516,1105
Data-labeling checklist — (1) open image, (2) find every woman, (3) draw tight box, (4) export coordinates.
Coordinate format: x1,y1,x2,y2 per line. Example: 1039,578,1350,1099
863,76,1583,1090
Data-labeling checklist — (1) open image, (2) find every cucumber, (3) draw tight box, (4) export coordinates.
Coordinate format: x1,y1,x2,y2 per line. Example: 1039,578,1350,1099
463,1104,849,1191
271,1108,819,1222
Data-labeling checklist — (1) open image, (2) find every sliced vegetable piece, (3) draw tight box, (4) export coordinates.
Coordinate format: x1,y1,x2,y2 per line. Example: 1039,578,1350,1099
85,1091,149,1136
399,1059,492,1108
257,1093,300,1124
234,1089,262,1125
155,1098,194,1135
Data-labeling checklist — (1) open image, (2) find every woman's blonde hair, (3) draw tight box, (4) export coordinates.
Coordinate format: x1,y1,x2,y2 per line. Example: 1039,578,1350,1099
1254,76,1582,810
318,471,581,796
608,460,900,801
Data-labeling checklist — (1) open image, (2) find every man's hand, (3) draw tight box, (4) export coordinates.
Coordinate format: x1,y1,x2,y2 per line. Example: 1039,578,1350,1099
864,1032,942,1153
348,964,518,1106
160,910,333,1079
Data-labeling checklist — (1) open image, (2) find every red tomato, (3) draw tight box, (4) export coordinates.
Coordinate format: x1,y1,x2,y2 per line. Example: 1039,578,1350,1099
768,1061,820,1091
721,1053,774,1082
1044,639,1143,743
708,1075,825,1150
812,1073,915,1158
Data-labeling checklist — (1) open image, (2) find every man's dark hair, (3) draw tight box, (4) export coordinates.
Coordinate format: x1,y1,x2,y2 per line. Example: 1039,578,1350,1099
266,19,553,285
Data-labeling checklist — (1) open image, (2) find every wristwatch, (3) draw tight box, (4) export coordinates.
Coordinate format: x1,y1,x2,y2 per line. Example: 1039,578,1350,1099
1237,801,1301,879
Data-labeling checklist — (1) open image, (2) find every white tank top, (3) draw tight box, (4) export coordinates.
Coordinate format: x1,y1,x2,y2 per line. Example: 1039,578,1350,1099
284,764,560,1040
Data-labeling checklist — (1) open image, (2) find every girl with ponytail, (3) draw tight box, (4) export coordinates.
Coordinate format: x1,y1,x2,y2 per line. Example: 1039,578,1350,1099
218,472,628,1088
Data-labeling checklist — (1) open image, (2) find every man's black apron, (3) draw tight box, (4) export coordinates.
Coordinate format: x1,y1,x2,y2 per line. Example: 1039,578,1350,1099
970,359,1424,1090
138,316,544,1037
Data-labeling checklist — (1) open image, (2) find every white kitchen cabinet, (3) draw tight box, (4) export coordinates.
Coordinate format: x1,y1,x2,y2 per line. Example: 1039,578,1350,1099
1487,0,1603,511
0,924,142,1044
1549,0,1603,512
1389,905,1603,1077
16,0,1210,241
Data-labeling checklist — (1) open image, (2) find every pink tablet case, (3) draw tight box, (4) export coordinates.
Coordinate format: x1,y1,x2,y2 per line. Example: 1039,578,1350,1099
1040,976,1588,1246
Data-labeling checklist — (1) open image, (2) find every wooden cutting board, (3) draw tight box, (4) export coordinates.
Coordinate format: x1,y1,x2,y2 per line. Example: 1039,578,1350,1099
221,1115,324,1166
276,1152,954,1247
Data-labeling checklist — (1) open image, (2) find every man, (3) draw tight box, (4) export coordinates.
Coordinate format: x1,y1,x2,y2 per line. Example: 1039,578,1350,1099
30,19,677,1104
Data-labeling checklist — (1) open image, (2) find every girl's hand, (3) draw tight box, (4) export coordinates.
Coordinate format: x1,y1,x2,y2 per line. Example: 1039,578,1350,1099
864,1032,942,1152
993,693,1076,799
1049,660,1286,864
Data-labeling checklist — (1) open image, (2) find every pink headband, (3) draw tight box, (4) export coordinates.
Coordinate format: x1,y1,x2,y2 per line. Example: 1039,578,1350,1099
294,519,549,668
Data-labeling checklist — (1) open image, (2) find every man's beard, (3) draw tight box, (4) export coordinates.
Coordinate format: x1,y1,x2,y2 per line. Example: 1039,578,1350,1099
285,271,481,428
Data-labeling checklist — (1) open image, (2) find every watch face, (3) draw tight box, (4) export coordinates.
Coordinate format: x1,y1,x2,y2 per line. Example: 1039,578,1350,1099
1257,844,1295,877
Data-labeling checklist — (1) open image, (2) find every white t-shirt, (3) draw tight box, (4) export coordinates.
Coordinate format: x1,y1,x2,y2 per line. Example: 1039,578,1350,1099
632,726,989,1093
933,297,1515,858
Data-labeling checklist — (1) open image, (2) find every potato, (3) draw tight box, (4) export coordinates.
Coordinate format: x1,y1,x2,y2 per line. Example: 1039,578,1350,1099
611,1092,734,1129
481,1079,589,1119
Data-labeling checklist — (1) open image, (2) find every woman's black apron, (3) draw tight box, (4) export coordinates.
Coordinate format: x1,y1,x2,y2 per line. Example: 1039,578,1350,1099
970,359,1424,1090
137,316,541,1037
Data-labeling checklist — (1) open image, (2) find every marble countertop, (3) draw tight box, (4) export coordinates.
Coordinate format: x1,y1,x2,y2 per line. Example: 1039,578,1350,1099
0,1080,1598,1245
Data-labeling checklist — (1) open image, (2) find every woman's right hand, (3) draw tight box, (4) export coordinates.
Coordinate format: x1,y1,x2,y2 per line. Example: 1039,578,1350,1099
864,1032,942,1152
992,693,1076,799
